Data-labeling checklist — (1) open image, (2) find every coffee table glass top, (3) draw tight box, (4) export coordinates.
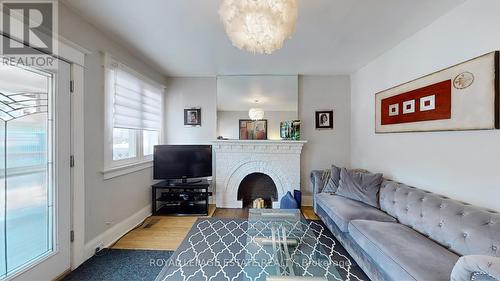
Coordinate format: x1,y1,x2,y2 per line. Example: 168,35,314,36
243,209,343,281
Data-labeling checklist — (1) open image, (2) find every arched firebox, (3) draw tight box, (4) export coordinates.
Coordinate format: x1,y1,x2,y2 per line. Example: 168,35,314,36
237,172,278,208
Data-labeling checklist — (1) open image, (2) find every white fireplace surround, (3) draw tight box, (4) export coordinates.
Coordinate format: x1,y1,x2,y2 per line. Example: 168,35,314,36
213,140,307,208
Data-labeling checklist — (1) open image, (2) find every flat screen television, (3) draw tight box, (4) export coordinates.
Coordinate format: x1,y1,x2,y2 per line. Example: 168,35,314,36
153,145,212,182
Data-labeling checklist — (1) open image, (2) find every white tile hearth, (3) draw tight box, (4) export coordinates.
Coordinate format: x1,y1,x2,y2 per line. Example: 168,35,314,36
213,140,306,208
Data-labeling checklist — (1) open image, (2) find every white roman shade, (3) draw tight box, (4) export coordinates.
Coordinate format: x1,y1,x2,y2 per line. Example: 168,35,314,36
107,57,163,131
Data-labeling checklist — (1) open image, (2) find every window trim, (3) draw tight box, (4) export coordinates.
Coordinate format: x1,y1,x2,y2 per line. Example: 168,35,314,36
102,160,153,180
103,54,164,179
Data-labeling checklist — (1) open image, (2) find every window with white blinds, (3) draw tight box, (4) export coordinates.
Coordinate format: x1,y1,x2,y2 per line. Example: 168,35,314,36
104,55,164,172
112,68,162,131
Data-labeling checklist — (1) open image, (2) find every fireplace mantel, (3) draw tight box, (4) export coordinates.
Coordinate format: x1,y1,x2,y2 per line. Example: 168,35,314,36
213,140,307,152
213,140,307,144
212,139,307,208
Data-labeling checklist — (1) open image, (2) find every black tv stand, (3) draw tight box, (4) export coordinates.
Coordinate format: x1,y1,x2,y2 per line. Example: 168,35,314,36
152,179,211,216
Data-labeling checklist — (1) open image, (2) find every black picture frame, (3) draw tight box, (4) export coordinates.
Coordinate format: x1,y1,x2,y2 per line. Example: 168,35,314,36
315,110,333,129
184,108,201,126
239,119,268,140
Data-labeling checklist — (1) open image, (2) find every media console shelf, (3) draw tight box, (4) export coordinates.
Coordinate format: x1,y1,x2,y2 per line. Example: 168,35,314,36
152,179,211,216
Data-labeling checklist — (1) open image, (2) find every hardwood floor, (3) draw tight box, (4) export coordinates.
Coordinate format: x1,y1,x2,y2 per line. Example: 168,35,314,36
112,205,319,251
301,206,320,220
112,216,198,251
112,205,216,251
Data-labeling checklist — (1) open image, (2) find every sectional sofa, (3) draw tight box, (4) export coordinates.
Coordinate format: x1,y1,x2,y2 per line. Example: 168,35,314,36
311,169,500,281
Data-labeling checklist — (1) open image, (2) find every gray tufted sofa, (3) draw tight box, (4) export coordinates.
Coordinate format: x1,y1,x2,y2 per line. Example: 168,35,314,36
311,170,500,281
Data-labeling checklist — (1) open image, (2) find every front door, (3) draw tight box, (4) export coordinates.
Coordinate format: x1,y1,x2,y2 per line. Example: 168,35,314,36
0,57,71,280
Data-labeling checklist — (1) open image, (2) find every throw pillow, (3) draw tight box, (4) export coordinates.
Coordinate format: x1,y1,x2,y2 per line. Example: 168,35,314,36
322,165,341,193
336,168,382,208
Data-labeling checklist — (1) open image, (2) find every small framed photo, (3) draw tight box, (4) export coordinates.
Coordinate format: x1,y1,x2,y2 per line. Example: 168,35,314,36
184,108,201,126
239,119,268,140
315,110,333,129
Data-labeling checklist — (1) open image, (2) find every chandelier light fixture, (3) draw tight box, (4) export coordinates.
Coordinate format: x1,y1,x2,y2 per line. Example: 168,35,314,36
248,99,265,120
248,107,265,120
219,0,298,55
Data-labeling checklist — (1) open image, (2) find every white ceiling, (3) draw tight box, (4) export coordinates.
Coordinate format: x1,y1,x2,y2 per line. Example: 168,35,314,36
217,75,298,111
63,0,465,77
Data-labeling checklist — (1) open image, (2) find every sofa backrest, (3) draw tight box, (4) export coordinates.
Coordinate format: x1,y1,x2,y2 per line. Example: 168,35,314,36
379,180,500,257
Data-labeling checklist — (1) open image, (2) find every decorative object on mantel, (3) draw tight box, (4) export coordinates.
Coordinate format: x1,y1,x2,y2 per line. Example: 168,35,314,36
281,121,291,139
315,110,334,129
291,120,300,140
184,107,201,126
280,191,298,209
280,120,301,140
239,119,268,140
218,0,298,55
376,51,499,133
280,121,290,139
252,198,265,209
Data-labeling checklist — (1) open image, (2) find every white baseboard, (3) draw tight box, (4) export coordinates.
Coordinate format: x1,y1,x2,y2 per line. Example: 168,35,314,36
83,204,151,261
302,195,313,206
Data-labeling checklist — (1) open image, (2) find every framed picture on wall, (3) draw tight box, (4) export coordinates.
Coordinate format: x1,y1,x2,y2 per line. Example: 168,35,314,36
239,119,268,140
315,110,333,129
184,108,201,126
375,51,499,133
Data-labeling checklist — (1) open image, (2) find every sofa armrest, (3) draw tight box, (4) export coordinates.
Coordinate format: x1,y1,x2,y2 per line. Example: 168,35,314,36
310,169,326,214
451,255,500,281
310,170,326,195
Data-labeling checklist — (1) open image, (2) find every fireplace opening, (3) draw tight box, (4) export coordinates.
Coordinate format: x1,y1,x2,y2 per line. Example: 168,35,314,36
237,173,278,208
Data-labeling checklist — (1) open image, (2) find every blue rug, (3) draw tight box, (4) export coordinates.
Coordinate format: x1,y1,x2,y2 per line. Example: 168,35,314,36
64,249,173,281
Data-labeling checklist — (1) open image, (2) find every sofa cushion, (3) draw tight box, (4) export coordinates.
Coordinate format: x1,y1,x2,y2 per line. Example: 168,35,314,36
322,165,341,193
349,220,459,281
336,168,382,208
315,193,396,232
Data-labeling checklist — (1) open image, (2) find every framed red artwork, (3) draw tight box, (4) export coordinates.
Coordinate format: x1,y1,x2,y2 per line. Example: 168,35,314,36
375,51,499,133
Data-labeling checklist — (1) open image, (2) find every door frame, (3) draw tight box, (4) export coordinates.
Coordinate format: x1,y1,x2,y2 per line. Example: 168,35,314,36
58,38,89,271
68,51,86,271
0,32,89,278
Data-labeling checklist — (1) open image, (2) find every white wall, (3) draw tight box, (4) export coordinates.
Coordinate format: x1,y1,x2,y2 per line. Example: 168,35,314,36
217,110,297,140
350,0,500,211
164,77,217,144
59,3,167,244
299,76,351,199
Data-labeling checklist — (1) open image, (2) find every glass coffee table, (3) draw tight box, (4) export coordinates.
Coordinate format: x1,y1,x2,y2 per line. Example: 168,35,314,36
243,209,343,281
155,209,363,281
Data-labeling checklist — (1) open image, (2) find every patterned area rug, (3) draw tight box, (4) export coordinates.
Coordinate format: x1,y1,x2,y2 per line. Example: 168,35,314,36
155,218,367,281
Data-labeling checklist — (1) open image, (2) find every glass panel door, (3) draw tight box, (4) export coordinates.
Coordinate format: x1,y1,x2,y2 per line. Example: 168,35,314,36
0,63,55,277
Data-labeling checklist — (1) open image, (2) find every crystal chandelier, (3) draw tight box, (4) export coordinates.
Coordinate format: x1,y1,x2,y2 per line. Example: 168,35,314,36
219,0,298,54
